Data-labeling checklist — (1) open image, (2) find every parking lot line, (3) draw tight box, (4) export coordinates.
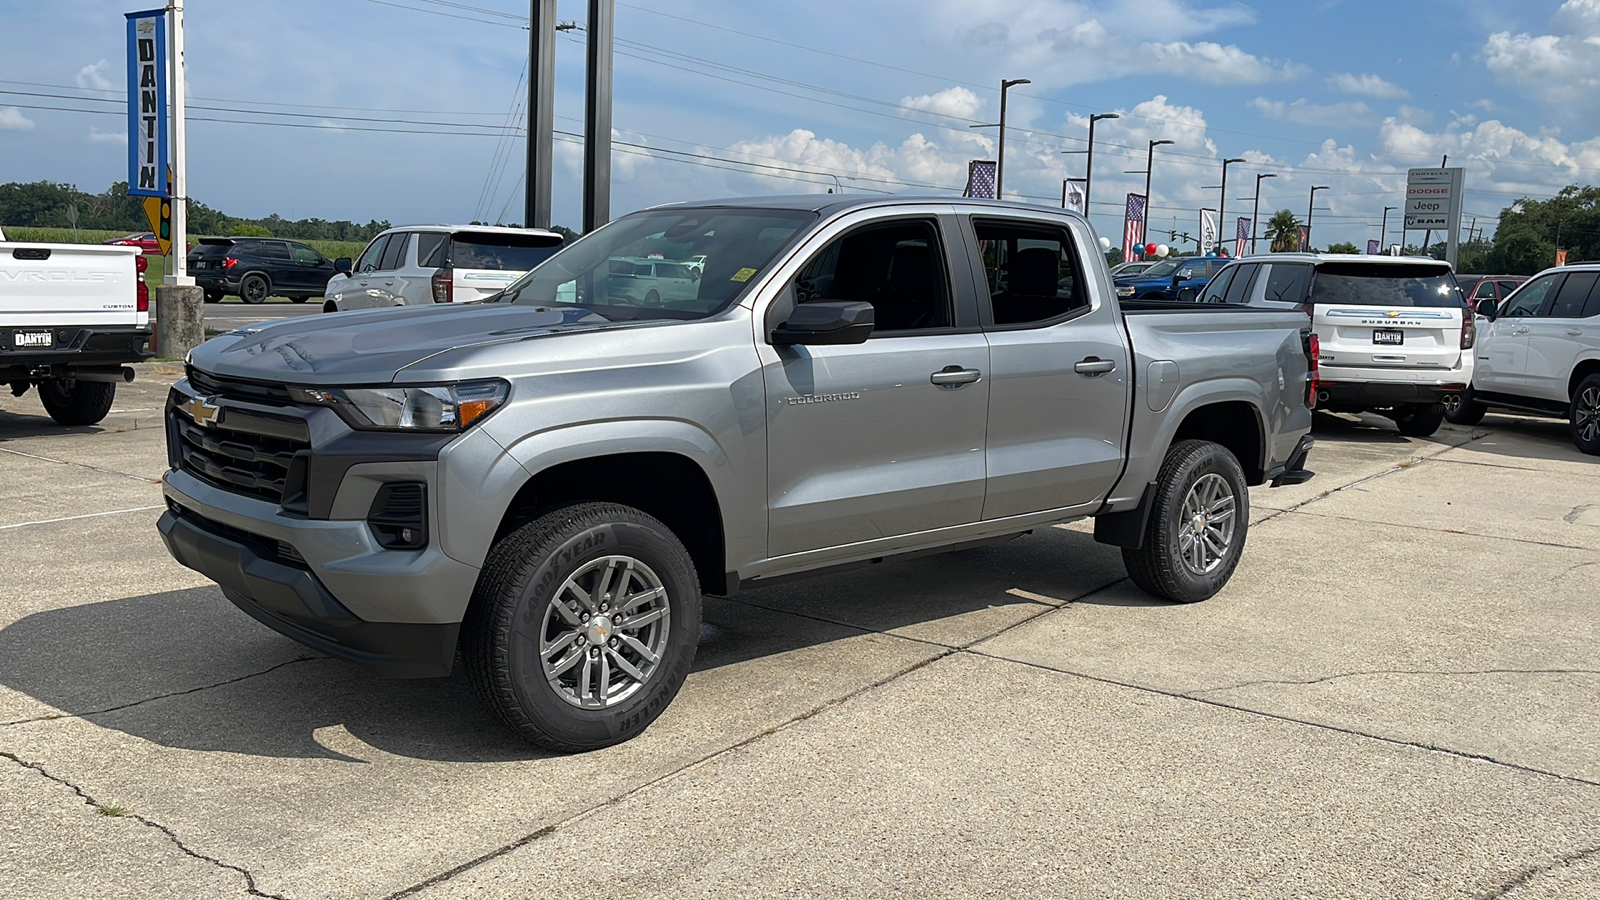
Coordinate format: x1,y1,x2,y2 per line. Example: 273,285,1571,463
0,505,164,531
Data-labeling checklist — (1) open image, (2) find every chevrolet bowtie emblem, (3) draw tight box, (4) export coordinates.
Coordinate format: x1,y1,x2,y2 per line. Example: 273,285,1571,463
1386,311,1400,317
183,396,223,427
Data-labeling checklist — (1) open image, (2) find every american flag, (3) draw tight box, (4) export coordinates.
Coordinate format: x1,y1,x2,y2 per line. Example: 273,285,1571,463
1235,217,1250,258
964,160,997,199
1299,225,1310,251
1123,193,1146,259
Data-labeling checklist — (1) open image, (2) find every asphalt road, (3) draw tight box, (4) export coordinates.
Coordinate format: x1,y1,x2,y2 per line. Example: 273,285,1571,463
203,298,324,322
1,372,1597,899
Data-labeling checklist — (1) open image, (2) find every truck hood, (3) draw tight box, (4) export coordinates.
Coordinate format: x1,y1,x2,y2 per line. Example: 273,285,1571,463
190,303,635,384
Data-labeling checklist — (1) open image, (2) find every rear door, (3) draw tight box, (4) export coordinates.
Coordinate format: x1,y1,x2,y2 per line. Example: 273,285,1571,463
1309,261,1465,374
447,230,564,302
966,214,1130,519
1524,271,1598,402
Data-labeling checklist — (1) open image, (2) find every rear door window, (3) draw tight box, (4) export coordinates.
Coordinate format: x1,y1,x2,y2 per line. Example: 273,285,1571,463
258,241,292,261
1222,263,1259,305
449,231,564,271
1547,272,1598,319
355,235,391,273
971,218,1088,326
1309,262,1460,307
378,233,410,271
1503,274,1560,317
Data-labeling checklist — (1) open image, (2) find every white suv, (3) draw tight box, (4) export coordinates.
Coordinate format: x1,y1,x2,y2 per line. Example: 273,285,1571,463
1201,253,1473,437
1445,263,1600,453
323,225,563,313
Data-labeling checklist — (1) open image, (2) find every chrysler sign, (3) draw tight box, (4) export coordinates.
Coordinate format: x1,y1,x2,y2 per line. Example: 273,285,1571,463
125,10,168,198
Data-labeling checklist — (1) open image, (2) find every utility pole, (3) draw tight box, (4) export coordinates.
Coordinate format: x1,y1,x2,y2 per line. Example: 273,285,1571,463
1063,113,1119,224
165,1,190,285
582,0,613,233
525,0,556,229
1381,205,1396,253
1251,172,1276,254
1306,185,1329,251
1218,158,1245,254
970,78,1030,199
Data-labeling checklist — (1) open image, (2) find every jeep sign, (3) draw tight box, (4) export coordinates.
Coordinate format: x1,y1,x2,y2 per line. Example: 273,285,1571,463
1404,167,1465,266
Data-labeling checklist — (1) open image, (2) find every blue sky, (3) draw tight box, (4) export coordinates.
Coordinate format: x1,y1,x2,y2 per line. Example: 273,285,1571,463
2,1,1597,250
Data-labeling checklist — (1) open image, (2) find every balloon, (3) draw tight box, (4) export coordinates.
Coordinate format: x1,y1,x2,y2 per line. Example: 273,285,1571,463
1156,244,1170,258
1144,243,1158,256
1098,236,1111,250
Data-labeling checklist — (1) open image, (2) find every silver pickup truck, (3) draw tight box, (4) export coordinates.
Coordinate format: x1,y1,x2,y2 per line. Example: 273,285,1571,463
157,197,1315,750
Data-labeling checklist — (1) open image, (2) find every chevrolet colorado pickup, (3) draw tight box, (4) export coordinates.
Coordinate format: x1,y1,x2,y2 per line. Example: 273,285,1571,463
1,235,150,425
157,197,1315,751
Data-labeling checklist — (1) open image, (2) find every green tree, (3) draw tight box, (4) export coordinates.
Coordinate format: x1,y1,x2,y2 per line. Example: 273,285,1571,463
1266,209,1302,252
1324,241,1360,254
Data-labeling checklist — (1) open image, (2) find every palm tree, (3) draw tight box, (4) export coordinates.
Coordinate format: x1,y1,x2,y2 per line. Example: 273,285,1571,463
1267,209,1303,252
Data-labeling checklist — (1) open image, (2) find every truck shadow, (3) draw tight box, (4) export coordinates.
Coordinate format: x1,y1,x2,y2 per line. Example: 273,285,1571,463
0,528,1142,762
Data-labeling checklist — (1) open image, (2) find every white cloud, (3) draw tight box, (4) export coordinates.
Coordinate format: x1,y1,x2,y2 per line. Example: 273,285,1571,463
1144,41,1306,84
76,59,114,91
0,107,36,132
900,86,985,122
1250,97,1375,127
1326,72,1410,99
1484,0,1600,114
87,127,126,144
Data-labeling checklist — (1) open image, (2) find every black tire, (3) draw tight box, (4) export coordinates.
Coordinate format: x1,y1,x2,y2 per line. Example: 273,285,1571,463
240,273,269,304
461,502,702,752
1176,287,1199,303
1570,373,1600,455
38,380,116,426
203,292,222,304
1121,440,1249,604
289,295,309,304
644,289,661,305
1395,402,1446,437
1443,386,1486,425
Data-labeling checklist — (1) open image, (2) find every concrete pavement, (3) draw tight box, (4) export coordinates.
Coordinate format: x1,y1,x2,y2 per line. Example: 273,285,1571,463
2,374,1596,898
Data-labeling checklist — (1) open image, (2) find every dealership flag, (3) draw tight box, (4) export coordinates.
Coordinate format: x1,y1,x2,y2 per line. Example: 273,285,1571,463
1235,217,1250,258
126,10,168,198
964,160,997,199
1063,179,1086,215
1367,239,1380,255
1123,194,1147,259
1299,225,1310,251
1200,210,1217,252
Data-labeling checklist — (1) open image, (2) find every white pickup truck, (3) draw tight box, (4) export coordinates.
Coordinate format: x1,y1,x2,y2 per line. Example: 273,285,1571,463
0,229,152,425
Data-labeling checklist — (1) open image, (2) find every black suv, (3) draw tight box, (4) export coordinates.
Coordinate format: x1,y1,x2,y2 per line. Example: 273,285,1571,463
188,238,336,304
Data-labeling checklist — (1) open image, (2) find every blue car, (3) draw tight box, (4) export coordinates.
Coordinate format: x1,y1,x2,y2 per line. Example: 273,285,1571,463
1114,255,1232,301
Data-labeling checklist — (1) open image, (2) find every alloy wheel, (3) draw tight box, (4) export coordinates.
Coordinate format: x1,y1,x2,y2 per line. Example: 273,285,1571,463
539,555,671,710
1178,473,1237,576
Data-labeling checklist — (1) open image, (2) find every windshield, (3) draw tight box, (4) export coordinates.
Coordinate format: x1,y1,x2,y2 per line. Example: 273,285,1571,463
1311,263,1460,307
1138,258,1183,277
498,208,815,319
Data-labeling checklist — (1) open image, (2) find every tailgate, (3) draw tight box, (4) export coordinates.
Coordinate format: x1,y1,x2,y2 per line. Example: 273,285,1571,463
1,244,144,328
1315,305,1463,370
453,267,524,302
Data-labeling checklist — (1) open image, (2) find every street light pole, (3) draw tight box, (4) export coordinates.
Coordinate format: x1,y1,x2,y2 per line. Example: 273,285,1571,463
1380,205,1396,253
1218,158,1245,254
1143,139,1174,246
1306,185,1329,250
1251,172,1276,254
1083,113,1118,219
969,78,1031,200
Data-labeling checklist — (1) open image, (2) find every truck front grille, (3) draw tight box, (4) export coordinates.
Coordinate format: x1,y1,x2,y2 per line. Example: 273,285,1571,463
170,402,310,505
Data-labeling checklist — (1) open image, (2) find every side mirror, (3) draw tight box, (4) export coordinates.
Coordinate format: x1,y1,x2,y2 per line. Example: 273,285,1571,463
1171,274,1183,288
1475,297,1498,319
334,257,353,275
771,300,875,345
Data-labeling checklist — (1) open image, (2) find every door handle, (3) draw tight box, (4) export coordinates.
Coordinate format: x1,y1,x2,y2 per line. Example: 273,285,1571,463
1511,327,1530,335
1568,329,1584,336
1074,357,1117,376
930,366,982,387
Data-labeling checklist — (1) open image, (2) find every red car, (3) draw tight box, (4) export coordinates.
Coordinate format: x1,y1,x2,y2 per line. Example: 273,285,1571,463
102,232,191,255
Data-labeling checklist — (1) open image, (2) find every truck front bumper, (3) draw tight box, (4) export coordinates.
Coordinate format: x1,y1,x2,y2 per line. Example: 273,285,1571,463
158,503,460,677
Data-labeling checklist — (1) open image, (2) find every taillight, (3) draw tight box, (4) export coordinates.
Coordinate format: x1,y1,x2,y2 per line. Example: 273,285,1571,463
135,254,149,313
1461,315,1475,350
221,257,238,269
1305,332,1320,409
432,267,453,303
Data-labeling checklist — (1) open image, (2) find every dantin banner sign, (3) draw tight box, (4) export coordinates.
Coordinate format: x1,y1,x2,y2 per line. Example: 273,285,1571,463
126,9,168,198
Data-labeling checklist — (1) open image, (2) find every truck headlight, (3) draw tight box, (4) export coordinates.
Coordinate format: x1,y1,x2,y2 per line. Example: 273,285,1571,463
289,379,508,432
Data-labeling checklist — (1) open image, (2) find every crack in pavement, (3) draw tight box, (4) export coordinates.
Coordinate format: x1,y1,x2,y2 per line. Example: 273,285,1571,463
1480,843,1600,899
0,657,321,728
1432,455,1600,480
0,445,161,484
1252,439,1466,527
1191,667,1600,695
1283,507,1600,552
0,748,288,899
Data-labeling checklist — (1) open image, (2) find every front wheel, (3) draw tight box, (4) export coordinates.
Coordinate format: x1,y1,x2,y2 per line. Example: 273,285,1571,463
1570,373,1600,455
1121,440,1249,604
461,502,702,751
38,379,116,426
644,289,661,305
1395,402,1446,437
1443,386,1486,425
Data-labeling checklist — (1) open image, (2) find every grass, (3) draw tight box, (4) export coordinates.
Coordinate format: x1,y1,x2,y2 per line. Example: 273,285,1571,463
95,806,128,817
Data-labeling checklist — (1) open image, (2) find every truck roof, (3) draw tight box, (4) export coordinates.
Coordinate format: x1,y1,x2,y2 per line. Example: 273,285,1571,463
644,194,1088,220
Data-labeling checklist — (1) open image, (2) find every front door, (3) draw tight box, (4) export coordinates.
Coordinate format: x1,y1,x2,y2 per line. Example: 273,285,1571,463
760,214,989,559
1479,273,1561,393
967,215,1130,519
1524,271,1598,402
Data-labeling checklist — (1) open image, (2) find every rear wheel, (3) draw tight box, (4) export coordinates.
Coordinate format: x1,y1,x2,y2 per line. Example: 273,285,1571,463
39,380,116,426
1395,402,1446,437
1570,373,1600,455
240,273,269,304
1443,386,1486,425
644,289,661,305
461,502,702,751
1121,440,1249,604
